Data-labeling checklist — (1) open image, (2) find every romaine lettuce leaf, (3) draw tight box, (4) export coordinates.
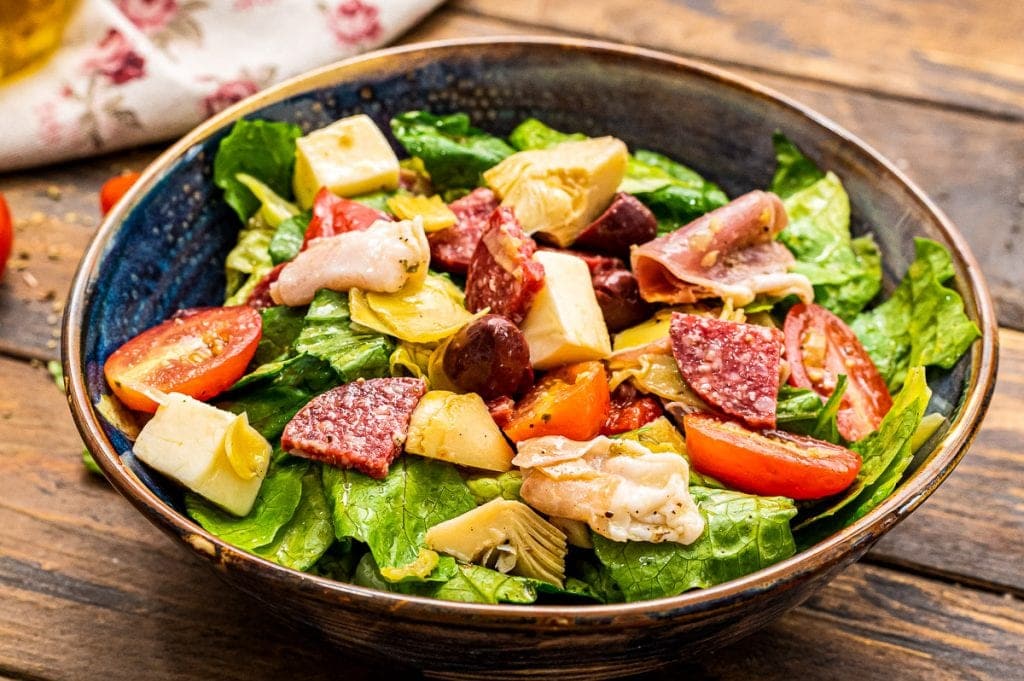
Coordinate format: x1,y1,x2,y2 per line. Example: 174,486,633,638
390,111,514,190
185,459,306,550
508,118,587,150
268,211,310,265
353,553,539,604
851,238,980,391
294,289,393,381
775,376,848,444
213,119,302,223
593,487,797,601
322,456,476,573
794,367,931,541
769,132,825,199
223,222,274,303
235,173,299,228
774,147,882,320
620,149,729,233
253,464,334,570
253,305,306,366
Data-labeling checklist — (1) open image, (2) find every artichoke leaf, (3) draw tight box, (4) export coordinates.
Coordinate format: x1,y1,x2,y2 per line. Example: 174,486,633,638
350,273,477,344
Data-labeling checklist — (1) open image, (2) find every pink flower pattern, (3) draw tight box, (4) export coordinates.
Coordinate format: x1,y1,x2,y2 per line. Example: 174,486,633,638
323,0,382,46
83,29,146,85
116,0,179,34
200,66,275,117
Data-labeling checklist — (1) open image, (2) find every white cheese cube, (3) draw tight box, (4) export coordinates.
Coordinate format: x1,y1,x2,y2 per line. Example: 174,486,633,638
132,393,266,516
292,114,400,208
520,251,612,370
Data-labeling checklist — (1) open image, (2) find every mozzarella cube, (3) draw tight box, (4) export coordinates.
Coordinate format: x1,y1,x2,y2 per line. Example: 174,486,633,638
292,114,400,208
520,251,612,370
132,393,267,516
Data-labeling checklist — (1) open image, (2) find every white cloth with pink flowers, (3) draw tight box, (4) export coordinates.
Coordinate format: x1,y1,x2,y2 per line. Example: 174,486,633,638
0,0,443,171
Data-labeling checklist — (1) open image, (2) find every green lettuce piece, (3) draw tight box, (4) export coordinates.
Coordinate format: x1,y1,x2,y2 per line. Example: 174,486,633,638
569,553,624,604
353,553,539,604
851,238,981,391
774,376,848,444
593,487,797,601
213,119,302,223
620,150,729,233
794,367,931,540
253,464,334,570
351,190,396,213
322,456,476,573
294,289,393,382
235,173,299,228
223,222,275,303
774,151,882,320
185,460,307,550
508,118,587,151
217,354,336,440
253,305,307,365
769,132,825,199
310,539,364,582
82,448,102,476
390,111,514,190
268,212,310,265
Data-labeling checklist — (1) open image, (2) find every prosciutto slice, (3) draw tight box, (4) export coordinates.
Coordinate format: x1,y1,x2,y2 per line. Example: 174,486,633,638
631,190,812,306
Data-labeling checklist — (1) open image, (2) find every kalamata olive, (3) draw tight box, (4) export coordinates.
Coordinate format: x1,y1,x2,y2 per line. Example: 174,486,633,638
573,193,657,258
592,266,653,332
443,314,534,400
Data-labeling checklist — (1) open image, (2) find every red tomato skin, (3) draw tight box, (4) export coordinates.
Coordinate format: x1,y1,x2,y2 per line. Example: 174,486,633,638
784,303,892,442
303,187,390,248
684,413,862,500
104,306,262,413
601,385,663,436
99,172,142,215
503,362,611,443
0,193,11,280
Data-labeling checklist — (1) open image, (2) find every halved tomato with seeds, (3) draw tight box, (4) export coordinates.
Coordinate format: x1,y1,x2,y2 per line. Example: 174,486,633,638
104,306,262,413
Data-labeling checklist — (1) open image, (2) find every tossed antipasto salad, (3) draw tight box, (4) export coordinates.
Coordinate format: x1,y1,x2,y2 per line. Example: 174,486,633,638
102,111,980,604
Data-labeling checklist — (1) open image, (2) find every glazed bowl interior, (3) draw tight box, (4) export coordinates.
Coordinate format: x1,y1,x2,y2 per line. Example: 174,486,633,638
63,37,997,675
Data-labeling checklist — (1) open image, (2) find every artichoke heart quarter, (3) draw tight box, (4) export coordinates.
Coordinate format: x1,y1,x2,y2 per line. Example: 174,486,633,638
424,498,567,586
484,137,628,247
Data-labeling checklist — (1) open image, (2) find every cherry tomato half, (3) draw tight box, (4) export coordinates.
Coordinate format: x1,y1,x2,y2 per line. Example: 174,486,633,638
100,171,141,215
304,187,389,248
503,361,611,443
784,303,892,442
683,413,862,500
0,193,11,280
104,306,262,413
601,383,663,436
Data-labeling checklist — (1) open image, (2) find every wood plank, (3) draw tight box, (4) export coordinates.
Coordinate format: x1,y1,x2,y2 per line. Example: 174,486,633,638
453,0,1024,120
0,341,1021,680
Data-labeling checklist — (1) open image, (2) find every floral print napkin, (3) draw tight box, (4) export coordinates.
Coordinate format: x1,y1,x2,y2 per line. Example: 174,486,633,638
0,0,442,171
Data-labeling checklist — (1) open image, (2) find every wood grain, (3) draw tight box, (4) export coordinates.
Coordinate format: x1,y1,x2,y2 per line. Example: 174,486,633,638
1,355,1021,680
453,0,1024,120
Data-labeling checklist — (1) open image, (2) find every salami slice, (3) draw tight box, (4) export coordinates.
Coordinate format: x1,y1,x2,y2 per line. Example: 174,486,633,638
465,207,546,325
669,312,783,429
427,188,500,274
281,377,427,478
245,263,287,310
572,192,657,258
303,187,390,249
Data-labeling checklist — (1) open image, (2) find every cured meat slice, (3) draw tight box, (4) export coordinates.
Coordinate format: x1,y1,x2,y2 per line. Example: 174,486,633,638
245,263,287,310
572,192,657,257
631,190,813,306
465,207,545,325
669,312,783,429
427,188,500,274
303,187,391,249
281,377,427,478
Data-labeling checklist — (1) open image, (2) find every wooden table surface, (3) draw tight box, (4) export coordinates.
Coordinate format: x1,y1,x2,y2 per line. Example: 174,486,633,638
2,2,1022,679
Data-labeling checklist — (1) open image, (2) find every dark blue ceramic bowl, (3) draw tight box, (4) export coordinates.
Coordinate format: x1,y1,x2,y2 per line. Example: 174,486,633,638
63,38,998,679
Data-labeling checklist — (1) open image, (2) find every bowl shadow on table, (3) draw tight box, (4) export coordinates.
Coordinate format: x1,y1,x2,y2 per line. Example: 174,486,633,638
66,39,995,680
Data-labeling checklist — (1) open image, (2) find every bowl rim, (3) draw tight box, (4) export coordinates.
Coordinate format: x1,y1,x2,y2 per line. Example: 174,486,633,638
63,35,999,625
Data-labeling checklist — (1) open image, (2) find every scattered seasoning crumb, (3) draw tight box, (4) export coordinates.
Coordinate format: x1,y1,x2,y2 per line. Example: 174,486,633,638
64,211,80,223
45,185,62,200
41,289,56,302
30,211,45,224
46,314,58,324
21,271,39,287
46,339,57,349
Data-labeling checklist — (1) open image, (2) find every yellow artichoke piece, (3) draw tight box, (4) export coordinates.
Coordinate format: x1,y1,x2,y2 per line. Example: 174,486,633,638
424,498,567,586
349,273,476,344
235,173,299,228
378,548,440,582
389,341,435,380
223,412,272,480
483,137,628,247
406,391,514,472
387,194,457,233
